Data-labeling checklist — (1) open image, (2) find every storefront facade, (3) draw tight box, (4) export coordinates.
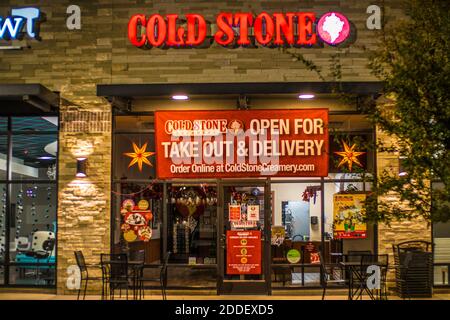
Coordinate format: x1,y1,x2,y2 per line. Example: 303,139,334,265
0,0,443,295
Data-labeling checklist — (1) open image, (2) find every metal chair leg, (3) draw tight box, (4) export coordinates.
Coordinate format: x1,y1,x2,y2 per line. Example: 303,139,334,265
83,278,88,300
77,278,82,300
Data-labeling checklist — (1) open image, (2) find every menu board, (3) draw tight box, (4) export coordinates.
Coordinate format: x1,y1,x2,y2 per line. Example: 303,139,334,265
226,230,261,275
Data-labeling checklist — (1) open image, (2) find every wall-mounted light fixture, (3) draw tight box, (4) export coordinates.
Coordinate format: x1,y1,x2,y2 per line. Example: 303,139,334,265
398,156,408,177
76,158,87,177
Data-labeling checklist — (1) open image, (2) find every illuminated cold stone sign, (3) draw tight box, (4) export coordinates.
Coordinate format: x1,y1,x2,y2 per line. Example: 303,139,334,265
0,7,41,40
128,11,351,48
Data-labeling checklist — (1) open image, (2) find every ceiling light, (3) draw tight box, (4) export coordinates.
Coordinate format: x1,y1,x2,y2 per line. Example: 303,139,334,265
172,95,189,100
298,94,315,99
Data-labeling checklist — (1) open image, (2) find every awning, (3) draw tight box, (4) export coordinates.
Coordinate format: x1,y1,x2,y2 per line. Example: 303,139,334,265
0,84,60,114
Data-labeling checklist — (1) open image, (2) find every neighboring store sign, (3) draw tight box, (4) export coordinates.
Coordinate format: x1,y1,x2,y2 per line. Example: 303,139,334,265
226,230,261,275
128,11,351,48
0,7,41,40
154,109,329,179
333,193,367,239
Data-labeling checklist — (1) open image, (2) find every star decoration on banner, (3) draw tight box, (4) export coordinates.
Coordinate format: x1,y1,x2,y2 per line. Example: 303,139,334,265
123,142,155,172
334,141,366,172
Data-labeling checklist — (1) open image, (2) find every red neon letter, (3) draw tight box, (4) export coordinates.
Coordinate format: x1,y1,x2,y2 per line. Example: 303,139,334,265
146,14,167,47
273,12,295,45
128,14,147,47
254,12,274,45
214,13,234,46
234,13,253,45
297,12,316,45
166,14,185,46
185,14,207,46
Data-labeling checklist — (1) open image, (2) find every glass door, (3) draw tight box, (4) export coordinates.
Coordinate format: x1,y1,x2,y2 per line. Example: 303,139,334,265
217,180,271,295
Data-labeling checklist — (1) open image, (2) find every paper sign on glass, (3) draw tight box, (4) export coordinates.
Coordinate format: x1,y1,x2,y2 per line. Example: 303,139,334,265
247,205,260,221
229,204,241,221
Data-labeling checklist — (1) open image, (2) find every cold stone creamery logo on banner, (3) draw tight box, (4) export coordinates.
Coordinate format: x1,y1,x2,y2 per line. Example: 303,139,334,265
0,7,40,40
154,110,329,179
128,11,351,48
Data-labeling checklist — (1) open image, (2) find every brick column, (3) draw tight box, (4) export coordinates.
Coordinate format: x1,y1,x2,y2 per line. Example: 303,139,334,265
56,91,112,295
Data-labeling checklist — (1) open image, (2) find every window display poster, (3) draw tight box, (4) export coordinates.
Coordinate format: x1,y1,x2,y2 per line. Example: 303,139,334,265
333,193,367,239
247,205,260,221
226,230,261,275
271,226,286,246
229,204,241,221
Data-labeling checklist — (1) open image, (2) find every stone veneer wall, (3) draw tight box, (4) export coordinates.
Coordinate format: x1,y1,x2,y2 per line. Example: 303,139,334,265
376,122,432,285
0,1,114,294
0,0,427,294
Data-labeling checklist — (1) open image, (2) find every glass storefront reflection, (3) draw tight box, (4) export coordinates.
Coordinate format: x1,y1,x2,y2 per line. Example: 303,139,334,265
9,183,56,286
0,117,58,286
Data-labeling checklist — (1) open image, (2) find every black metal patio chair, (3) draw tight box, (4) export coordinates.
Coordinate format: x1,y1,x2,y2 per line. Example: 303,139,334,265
137,251,171,300
101,253,131,300
74,251,104,300
318,251,347,300
393,241,433,299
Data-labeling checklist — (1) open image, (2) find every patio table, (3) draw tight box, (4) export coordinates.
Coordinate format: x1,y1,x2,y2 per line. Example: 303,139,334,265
340,261,385,300
101,260,144,299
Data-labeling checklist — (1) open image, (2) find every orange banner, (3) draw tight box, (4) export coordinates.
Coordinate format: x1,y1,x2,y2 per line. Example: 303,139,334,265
155,109,329,179
227,230,261,275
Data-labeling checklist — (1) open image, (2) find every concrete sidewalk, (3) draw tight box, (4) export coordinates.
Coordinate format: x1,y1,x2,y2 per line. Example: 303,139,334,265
0,290,449,300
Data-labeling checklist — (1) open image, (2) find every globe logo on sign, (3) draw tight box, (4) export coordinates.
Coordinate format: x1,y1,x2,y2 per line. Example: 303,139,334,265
317,12,350,45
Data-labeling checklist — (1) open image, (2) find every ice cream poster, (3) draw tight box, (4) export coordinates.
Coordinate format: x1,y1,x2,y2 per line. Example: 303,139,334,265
332,193,367,239
120,199,153,242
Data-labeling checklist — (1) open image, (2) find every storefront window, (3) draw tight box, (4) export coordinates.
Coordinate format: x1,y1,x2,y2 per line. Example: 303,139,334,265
0,184,5,285
9,183,56,285
168,185,217,264
433,182,450,286
113,133,156,180
0,135,6,180
12,134,58,180
0,116,58,287
271,182,322,288
0,118,6,131
324,182,374,255
115,116,154,133
112,111,376,291
327,114,375,180
166,184,217,288
11,117,58,132
112,182,163,263
112,120,164,273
